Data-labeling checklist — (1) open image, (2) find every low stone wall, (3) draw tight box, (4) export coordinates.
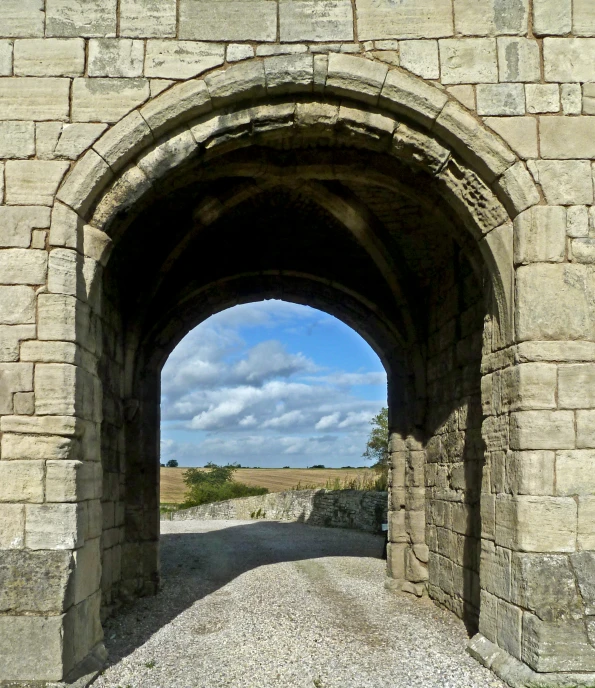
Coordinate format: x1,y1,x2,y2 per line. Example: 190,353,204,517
162,489,388,533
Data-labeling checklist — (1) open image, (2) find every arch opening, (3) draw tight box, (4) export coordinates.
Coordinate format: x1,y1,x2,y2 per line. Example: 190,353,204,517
90,110,494,639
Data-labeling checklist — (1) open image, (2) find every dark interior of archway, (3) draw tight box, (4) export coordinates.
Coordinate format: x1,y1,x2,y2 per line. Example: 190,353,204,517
99,142,486,633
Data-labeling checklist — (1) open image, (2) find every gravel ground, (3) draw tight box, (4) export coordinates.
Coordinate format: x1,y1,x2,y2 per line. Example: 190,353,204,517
93,520,505,688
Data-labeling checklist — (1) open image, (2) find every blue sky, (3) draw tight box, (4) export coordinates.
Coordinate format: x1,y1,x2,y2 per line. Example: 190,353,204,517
160,300,387,468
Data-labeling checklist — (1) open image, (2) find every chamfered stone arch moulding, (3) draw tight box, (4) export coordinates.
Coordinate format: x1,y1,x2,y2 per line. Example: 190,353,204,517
2,7,595,688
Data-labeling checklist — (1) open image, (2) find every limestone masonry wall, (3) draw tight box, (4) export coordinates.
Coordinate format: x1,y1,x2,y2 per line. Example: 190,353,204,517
162,489,389,534
3,1,595,686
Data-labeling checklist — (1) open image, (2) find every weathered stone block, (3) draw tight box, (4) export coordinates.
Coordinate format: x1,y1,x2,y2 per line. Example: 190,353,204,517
356,0,453,41
120,0,177,38
506,451,555,495
0,41,12,77
264,55,314,95
1,0,45,38
34,363,78,416
495,495,576,552
179,0,277,41
25,502,84,550
454,0,528,36
0,460,44,502
526,84,559,114
559,364,595,409
0,615,68,682
544,38,595,82
479,590,498,643
0,550,73,613
0,248,48,284
556,450,595,496
497,598,522,660
523,614,595,672
46,0,117,38
578,496,595,549
531,160,593,205
0,361,33,414
5,160,69,206
511,553,582,621
0,325,35,362
0,504,25,548
0,78,70,121
205,61,266,107
502,363,557,410
477,83,525,116
484,117,537,159
227,44,255,63
13,391,34,415
71,537,101,605
514,206,566,265
14,38,84,77
0,286,36,325
280,0,353,42
399,40,439,80
145,40,225,80
0,121,35,159
46,460,101,502
515,264,595,341
439,38,498,85
37,294,84,342
541,117,595,159
481,540,511,599
574,0,595,36
72,78,150,123
0,206,50,247
88,39,143,78
510,411,575,450
533,0,571,35
56,149,114,215
2,433,76,461
497,37,540,82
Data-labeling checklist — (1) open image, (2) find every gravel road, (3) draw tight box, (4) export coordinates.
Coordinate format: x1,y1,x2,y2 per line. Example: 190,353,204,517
93,520,504,688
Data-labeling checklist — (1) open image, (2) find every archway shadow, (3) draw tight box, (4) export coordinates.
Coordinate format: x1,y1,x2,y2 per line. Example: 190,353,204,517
102,521,385,668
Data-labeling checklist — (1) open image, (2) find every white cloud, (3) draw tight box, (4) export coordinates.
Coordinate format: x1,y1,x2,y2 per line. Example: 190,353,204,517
161,301,387,467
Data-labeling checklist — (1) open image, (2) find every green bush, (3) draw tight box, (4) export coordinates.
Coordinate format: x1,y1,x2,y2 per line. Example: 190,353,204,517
180,462,268,508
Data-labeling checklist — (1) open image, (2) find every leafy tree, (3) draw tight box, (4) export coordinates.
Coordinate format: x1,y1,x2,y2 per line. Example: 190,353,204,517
181,462,268,508
363,407,389,490
166,459,179,468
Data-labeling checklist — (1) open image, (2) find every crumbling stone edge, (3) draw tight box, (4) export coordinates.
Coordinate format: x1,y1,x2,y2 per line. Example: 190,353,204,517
468,634,595,688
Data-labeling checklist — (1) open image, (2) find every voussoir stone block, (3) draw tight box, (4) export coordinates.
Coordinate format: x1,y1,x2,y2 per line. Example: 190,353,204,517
180,0,277,42
380,68,448,127
326,53,388,105
93,111,154,172
264,55,314,95
356,0,453,41
57,149,114,215
205,61,266,107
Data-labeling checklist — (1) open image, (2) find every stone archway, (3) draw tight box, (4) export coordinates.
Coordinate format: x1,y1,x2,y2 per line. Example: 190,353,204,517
6,54,551,685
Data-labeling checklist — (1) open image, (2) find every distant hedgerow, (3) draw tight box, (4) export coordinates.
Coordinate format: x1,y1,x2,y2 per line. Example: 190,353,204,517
180,462,268,508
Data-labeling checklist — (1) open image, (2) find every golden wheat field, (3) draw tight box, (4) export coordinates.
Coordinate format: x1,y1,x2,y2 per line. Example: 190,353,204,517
160,467,376,504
